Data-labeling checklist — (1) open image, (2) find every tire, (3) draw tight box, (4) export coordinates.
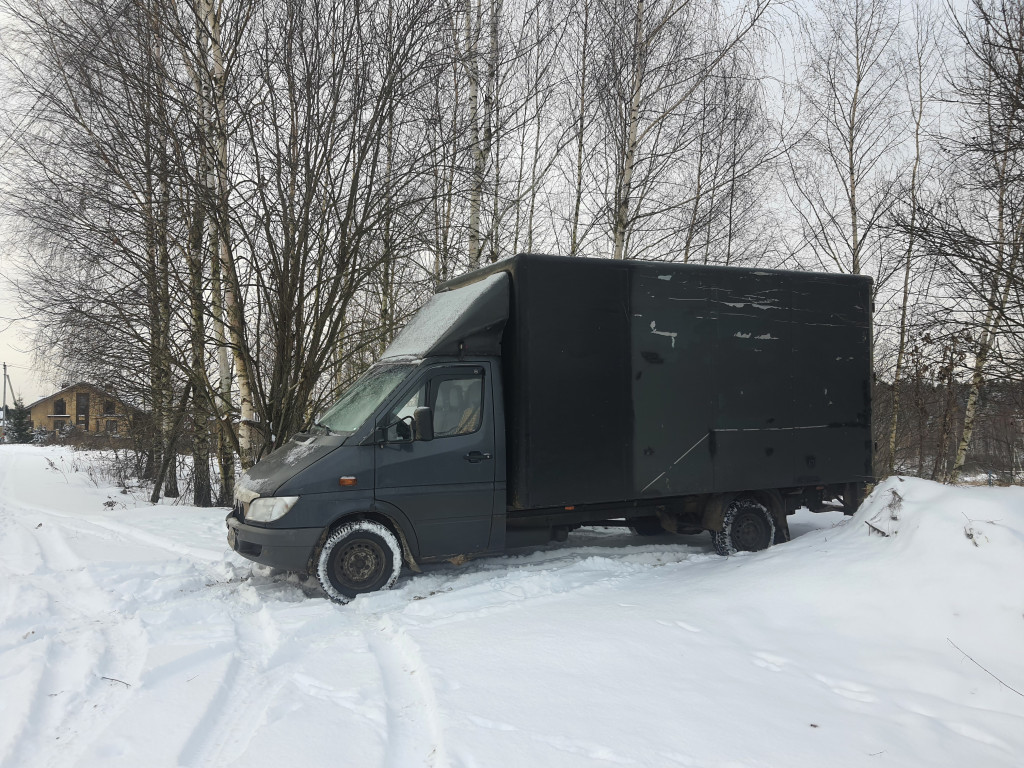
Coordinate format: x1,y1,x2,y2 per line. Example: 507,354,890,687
712,498,775,556
316,520,403,603
842,482,864,515
629,516,666,536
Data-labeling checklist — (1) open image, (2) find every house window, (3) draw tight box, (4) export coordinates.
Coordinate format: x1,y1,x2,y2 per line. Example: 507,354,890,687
54,398,66,415
105,420,118,434
103,400,115,416
76,392,90,430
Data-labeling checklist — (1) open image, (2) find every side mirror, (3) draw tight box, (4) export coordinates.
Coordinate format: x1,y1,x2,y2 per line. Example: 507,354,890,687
373,418,412,444
413,406,434,442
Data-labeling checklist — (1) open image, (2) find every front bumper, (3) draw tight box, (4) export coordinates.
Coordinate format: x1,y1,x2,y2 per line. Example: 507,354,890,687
226,514,324,573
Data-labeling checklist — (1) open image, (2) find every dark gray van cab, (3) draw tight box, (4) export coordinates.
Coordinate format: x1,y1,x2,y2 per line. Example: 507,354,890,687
227,254,873,602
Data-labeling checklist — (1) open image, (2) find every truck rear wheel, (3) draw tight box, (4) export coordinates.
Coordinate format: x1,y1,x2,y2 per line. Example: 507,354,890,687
316,520,403,603
712,498,775,556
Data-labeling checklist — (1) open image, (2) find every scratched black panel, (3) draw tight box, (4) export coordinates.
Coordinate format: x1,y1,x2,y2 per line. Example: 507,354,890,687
713,270,793,428
711,270,796,490
791,273,873,328
628,263,873,495
632,266,716,497
789,276,874,482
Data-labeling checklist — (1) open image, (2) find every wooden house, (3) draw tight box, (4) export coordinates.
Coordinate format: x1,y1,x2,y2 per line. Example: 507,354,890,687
28,383,133,435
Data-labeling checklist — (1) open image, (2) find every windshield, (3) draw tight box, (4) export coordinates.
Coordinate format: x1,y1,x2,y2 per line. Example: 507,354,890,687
317,364,414,434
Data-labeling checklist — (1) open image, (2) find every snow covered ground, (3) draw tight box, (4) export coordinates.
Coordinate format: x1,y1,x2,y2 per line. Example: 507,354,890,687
1,445,1023,768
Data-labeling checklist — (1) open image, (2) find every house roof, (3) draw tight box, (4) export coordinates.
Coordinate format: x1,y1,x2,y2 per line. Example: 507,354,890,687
27,382,130,411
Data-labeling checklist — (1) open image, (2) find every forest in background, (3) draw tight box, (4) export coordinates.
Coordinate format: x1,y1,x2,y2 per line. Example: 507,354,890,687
0,0,1021,505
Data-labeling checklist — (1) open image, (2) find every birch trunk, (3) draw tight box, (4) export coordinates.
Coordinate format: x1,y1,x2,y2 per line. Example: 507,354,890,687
569,0,590,256
612,0,645,261
949,148,1018,483
466,0,483,268
207,0,236,497
157,177,178,497
187,199,213,507
484,0,500,263
189,0,238,493
887,55,927,475
682,103,708,263
207,0,256,467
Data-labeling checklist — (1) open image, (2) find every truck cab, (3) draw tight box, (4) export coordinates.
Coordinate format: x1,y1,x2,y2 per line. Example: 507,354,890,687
227,273,513,601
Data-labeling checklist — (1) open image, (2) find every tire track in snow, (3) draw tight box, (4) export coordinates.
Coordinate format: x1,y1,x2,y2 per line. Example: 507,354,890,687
32,617,148,768
0,491,227,567
0,634,53,768
0,453,150,768
41,511,227,565
0,449,228,569
0,555,148,768
372,546,709,633
0,509,44,576
175,605,289,768
0,450,294,768
364,614,448,768
0,489,244,606
0,454,44,577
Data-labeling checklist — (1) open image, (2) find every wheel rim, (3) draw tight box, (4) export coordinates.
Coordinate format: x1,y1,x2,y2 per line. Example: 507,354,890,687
333,538,386,589
732,507,771,551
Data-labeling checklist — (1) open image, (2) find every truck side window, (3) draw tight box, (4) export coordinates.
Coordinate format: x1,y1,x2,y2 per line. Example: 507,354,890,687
432,375,483,438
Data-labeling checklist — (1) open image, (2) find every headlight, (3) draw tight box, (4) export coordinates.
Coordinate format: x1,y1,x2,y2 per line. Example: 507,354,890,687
245,496,300,523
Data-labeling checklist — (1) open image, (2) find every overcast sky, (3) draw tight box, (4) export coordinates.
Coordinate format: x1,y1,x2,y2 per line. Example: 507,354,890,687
0,275,45,405
0,9,47,406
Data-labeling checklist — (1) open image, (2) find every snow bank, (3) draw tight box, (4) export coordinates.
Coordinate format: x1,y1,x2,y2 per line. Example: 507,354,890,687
1,448,1023,768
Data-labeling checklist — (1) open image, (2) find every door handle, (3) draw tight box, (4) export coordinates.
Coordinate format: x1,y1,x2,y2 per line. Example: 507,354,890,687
464,451,493,463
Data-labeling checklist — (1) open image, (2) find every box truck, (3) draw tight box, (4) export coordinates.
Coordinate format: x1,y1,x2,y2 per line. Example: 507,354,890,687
227,254,874,602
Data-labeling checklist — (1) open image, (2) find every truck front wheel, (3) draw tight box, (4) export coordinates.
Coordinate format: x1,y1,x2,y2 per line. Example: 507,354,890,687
712,498,775,556
316,520,403,603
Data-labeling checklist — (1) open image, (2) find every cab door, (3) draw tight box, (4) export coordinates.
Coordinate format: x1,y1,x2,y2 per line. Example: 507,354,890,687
374,364,497,558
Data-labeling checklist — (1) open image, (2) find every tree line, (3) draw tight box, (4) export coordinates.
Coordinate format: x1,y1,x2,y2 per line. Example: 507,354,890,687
0,0,1021,502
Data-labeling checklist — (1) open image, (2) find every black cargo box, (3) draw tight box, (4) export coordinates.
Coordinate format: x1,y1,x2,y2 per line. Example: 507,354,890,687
443,254,873,511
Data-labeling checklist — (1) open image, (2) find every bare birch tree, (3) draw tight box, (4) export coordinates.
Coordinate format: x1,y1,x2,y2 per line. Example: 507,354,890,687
595,0,773,262
0,0,194,497
788,0,904,278
885,0,942,475
909,0,1024,482
233,0,449,452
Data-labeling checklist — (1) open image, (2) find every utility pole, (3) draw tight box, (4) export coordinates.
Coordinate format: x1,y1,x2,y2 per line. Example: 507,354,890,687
2,362,7,442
